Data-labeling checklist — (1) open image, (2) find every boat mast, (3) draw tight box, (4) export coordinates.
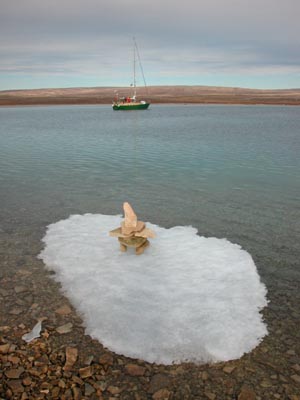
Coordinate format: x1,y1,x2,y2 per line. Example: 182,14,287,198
133,38,136,100
133,37,148,96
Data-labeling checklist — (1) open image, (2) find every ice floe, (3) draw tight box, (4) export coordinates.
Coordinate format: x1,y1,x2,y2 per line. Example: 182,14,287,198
39,214,268,364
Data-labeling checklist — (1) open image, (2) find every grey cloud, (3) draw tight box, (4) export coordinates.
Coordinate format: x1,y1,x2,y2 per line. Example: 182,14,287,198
1,0,299,88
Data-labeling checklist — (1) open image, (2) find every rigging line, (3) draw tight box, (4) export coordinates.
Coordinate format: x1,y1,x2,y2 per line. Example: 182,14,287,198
133,38,148,95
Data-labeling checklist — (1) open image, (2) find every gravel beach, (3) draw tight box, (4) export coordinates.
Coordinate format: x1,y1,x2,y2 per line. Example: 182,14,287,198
1,225,300,400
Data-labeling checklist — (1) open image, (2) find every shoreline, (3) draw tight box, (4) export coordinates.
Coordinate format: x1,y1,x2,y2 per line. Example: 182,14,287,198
1,221,300,399
1,101,300,108
1,85,300,107
1,255,300,399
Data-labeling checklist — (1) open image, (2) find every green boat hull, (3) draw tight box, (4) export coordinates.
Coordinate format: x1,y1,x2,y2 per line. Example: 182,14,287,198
113,102,150,111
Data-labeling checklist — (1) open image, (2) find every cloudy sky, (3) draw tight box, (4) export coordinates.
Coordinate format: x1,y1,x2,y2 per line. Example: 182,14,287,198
1,0,299,90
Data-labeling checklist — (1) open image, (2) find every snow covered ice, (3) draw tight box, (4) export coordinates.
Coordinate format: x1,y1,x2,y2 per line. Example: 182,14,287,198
39,214,268,364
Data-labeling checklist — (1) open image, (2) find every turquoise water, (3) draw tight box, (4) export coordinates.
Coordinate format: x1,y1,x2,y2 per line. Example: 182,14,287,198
0,104,300,287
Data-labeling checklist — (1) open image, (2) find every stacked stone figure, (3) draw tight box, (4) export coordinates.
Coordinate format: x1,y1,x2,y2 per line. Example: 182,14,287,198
109,202,155,255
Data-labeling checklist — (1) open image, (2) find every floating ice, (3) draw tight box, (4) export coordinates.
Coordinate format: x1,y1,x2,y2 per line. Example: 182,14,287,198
22,320,42,343
39,214,268,364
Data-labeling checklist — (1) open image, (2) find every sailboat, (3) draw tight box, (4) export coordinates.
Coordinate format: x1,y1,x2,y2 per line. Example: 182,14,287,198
112,39,150,110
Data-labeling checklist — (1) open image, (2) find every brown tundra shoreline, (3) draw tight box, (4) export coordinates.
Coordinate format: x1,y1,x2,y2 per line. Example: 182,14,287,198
0,85,300,106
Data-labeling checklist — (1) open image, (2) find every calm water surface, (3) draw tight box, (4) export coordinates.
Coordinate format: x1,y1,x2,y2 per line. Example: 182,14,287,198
0,104,299,288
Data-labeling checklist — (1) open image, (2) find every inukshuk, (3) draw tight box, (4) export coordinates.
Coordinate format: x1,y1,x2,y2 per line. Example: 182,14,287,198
109,202,155,255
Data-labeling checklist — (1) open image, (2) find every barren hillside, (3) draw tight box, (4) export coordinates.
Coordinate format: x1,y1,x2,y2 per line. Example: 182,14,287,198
0,86,299,106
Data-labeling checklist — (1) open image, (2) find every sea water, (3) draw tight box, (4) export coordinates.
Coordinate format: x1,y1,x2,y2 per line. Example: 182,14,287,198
1,105,299,265
0,104,299,352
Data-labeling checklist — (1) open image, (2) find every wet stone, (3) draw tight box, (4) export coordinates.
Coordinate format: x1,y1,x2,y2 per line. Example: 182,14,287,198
291,374,300,384
0,288,10,297
204,392,216,400
223,365,236,374
148,374,171,394
291,364,300,372
79,366,93,379
94,380,107,391
63,347,78,371
56,323,73,334
99,352,114,367
83,354,94,365
107,385,123,395
0,325,11,332
9,307,23,315
5,367,25,379
125,363,146,376
55,304,72,315
14,285,28,294
22,377,32,386
72,375,84,385
201,371,209,380
152,388,171,400
260,379,273,388
286,349,296,356
7,355,21,364
85,383,95,396
0,343,10,354
238,385,256,400
72,386,82,400
7,379,24,394
51,387,60,397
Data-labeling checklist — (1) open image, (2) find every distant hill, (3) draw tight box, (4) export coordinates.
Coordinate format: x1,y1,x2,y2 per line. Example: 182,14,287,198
0,85,299,106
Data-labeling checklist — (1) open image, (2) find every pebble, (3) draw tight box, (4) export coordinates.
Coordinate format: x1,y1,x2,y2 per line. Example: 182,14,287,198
83,354,94,365
152,388,171,400
291,364,300,372
204,392,216,400
0,343,10,354
22,377,32,386
9,307,23,315
291,374,300,384
72,386,82,400
201,371,209,380
148,374,170,394
260,379,273,388
7,356,21,364
72,375,84,385
0,288,10,297
84,383,95,396
125,363,146,376
7,379,24,394
99,352,114,367
94,380,107,391
79,366,93,378
0,325,11,332
223,366,236,374
55,304,72,315
238,385,256,400
14,285,28,294
63,347,78,371
5,367,25,379
279,374,288,382
1,258,300,400
56,322,73,334
107,385,123,395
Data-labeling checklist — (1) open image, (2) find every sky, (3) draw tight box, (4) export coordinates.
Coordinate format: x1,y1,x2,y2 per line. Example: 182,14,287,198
1,0,300,90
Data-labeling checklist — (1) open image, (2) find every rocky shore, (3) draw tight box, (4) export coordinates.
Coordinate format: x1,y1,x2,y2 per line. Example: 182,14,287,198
1,225,300,400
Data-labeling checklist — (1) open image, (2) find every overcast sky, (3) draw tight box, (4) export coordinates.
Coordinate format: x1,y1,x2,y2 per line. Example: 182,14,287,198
1,0,299,90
